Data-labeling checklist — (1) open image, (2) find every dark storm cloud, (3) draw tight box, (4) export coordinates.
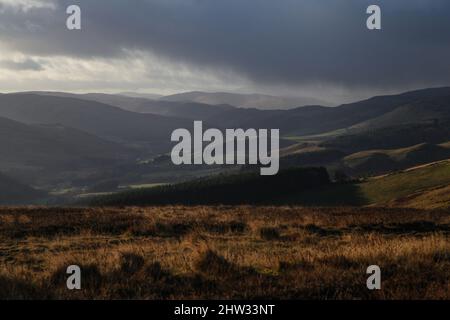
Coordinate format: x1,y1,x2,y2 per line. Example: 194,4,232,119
1,0,450,89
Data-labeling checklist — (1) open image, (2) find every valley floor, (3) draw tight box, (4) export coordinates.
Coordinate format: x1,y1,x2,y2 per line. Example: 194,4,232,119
0,206,449,299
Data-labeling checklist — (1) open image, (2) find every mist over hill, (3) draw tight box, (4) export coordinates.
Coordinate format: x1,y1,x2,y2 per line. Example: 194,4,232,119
160,91,330,110
1,87,450,204
34,87,450,136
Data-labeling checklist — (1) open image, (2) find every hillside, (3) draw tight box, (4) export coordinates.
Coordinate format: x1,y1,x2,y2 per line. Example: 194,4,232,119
0,172,45,204
31,92,237,120
160,91,329,110
383,184,450,209
359,160,450,206
273,160,450,209
278,134,450,179
219,87,450,136
0,93,193,154
34,87,450,139
0,116,134,168
343,142,450,176
2,87,450,203
220,87,450,136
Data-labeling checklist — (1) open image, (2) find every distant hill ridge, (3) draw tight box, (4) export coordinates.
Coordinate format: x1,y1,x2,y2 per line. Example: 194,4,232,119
0,87,449,205
25,87,450,138
0,93,194,154
160,91,330,110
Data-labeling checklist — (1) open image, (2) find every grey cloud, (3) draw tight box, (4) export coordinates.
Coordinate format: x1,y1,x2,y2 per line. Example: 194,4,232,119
0,58,44,71
1,0,450,90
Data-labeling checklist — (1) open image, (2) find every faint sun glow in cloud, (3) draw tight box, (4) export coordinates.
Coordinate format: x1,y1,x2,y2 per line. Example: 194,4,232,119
0,49,251,95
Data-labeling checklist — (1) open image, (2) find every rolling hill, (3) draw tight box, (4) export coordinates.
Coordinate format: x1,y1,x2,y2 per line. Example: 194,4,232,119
182,87,450,137
360,160,450,207
1,87,450,204
264,87,450,136
160,91,329,110
295,159,450,208
320,121,450,153
0,116,138,187
0,172,45,205
384,184,450,209
32,87,450,139
0,93,193,154
343,142,450,176
31,92,236,120
0,116,134,168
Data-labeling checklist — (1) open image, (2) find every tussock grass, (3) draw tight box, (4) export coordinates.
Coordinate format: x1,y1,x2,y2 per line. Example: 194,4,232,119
0,206,448,299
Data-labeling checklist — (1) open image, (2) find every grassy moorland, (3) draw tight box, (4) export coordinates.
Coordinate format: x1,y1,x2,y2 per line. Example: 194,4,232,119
0,206,448,300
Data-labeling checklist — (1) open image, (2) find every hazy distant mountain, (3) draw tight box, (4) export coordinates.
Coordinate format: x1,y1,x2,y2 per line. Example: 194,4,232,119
23,87,450,138
30,91,236,122
160,91,330,110
118,92,164,100
0,93,193,154
154,87,450,137
207,87,450,136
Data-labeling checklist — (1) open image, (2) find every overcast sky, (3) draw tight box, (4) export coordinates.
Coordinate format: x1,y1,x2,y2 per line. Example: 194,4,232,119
1,0,450,104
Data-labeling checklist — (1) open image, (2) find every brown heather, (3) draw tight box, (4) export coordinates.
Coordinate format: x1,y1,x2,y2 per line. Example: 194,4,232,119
0,206,448,300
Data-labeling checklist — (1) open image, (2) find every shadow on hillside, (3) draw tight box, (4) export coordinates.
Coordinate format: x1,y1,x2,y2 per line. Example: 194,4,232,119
89,167,335,207
276,183,369,206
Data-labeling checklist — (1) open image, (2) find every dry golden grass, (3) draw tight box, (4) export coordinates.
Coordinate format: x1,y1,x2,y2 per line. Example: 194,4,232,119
0,206,449,300
385,184,450,210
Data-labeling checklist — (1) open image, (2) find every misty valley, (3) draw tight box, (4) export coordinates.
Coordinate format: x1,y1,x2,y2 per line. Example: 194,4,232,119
0,87,450,207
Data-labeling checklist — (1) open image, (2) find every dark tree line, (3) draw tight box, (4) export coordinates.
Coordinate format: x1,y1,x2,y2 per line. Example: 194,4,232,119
90,167,330,206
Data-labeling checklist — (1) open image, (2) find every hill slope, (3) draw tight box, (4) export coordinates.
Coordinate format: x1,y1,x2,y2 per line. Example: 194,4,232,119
343,142,450,176
274,159,450,208
0,93,193,153
161,91,329,110
383,184,450,209
360,160,450,206
0,172,45,204
194,87,450,136
0,116,135,167
0,116,138,188
28,87,450,139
